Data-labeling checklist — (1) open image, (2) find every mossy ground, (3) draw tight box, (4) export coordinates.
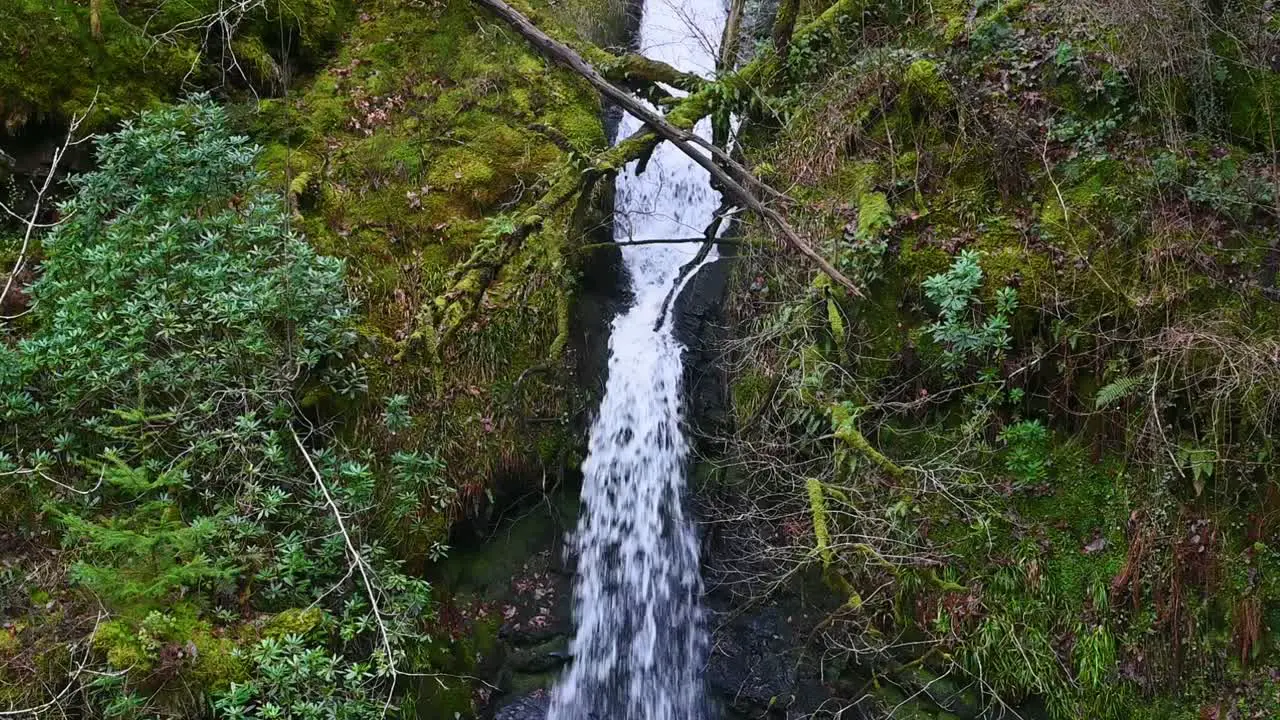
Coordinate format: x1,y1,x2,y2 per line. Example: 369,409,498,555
240,0,622,557
2,0,620,713
0,0,350,132
722,0,1280,716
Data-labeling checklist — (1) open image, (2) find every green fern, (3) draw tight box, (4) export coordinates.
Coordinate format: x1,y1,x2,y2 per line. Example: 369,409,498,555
1094,374,1146,409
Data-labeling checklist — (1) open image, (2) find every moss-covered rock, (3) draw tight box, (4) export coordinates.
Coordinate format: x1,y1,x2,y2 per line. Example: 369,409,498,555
241,0,622,556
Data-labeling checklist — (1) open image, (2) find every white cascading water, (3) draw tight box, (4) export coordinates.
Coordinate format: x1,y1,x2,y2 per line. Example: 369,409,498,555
546,0,727,717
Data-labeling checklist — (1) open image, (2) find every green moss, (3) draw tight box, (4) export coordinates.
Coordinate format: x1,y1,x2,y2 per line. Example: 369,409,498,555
242,0,615,517
732,368,773,424
547,103,609,150
415,675,477,717
0,630,18,658
927,0,972,44
898,236,950,286
428,148,499,195
851,284,913,382
857,192,893,240
190,631,247,690
903,59,953,109
816,159,882,201
0,0,351,131
90,604,258,694
264,608,325,639
94,619,155,673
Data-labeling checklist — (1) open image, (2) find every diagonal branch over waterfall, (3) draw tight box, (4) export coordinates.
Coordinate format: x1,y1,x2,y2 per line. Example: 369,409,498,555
472,0,862,297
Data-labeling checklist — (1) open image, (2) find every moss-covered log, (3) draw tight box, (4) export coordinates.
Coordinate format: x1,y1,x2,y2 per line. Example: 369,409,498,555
830,402,908,482
602,53,707,93
471,0,863,295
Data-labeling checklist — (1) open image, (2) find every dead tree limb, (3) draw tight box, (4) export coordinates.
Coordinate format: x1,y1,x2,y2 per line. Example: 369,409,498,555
577,237,746,251
291,428,398,715
654,202,737,331
473,0,862,296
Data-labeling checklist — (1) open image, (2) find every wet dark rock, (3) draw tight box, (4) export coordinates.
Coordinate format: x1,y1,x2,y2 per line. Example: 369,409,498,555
492,691,551,720
672,250,732,440
706,607,800,710
705,600,838,719
506,638,572,674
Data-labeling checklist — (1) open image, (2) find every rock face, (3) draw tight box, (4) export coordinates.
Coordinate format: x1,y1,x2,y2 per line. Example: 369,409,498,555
493,692,550,720
672,250,732,441
706,604,829,717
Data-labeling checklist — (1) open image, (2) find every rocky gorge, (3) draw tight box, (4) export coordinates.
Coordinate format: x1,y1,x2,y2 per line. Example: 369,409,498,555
5,0,1280,718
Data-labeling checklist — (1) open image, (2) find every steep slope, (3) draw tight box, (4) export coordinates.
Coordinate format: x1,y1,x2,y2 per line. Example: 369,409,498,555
710,0,1280,717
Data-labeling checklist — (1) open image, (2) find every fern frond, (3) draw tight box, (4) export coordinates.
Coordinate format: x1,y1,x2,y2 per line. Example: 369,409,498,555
1095,374,1147,409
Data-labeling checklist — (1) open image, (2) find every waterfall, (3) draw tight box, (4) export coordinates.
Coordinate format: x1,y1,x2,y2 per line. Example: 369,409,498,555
546,0,727,717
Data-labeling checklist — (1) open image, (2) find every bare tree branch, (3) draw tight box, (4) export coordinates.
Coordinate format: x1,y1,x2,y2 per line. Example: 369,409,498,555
1,91,97,321
290,428,399,716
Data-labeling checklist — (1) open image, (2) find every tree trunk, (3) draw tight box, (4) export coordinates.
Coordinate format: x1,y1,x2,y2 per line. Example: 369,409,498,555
772,0,801,60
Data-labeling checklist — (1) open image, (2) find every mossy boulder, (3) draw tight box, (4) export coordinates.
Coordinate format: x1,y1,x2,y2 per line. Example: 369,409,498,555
902,59,954,110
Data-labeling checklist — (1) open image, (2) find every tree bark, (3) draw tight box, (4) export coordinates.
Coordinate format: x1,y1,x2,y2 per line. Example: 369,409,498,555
718,0,746,72
772,0,801,59
472,0,862,296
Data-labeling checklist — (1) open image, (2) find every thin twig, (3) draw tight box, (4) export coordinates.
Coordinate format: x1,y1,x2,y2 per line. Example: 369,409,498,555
290,428,398,716
1,90,97,319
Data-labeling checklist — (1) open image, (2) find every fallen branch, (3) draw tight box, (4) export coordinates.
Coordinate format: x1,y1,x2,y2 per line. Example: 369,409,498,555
472,0,862,296
290,428,398,714
576,236,746,251
409,0,873,359
830,403,908,482
603,53,707,93
654,202,738,330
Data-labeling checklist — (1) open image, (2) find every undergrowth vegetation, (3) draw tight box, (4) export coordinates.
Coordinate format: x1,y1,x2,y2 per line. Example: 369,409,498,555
713,0,1280,717
1,0,621,711
0,99,437,718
